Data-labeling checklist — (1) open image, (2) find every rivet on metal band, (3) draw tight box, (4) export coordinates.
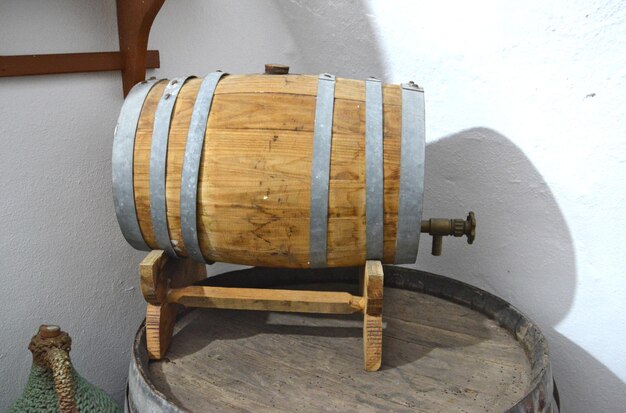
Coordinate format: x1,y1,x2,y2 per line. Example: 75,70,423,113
180,71,228,263
112,78,160,251
395,82,425,264
150,76,195,258
309,73,336,268
365,77,384,260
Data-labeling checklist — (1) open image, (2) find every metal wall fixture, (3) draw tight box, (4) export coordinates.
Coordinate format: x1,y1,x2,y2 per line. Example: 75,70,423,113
0,0,166,96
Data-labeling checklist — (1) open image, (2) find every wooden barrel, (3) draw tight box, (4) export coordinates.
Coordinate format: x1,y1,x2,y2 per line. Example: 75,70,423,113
112,70,425,268
126,266,558,413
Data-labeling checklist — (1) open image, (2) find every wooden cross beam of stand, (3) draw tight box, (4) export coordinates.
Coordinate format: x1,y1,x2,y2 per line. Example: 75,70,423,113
140,250,384,371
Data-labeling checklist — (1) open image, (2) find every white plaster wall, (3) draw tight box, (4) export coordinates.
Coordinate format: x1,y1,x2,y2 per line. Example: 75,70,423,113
1,0,625,412
0,0,297,409
360,1,626,412
254,1,626,409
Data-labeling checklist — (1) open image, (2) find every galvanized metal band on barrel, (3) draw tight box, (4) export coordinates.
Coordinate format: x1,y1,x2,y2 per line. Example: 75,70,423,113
309,73,336,268
181,71,227,263
150,76,194,258
112,78,160,251
365,77,384,260
395,82,425,264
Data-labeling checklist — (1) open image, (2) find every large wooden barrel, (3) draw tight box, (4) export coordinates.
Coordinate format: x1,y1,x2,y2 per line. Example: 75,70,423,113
126,266,558,413
112,70,425,268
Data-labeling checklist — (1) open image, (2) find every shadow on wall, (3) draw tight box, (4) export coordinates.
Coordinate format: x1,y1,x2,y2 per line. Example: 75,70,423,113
271,0,387,79
150,2,625,409
420,128,626,411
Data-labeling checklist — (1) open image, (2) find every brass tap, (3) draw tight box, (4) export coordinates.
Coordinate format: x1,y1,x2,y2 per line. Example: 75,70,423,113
421,212,476,256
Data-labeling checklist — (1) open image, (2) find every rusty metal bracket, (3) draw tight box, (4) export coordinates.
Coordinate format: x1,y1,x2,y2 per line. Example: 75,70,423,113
116,0,165,95
0,0,165,97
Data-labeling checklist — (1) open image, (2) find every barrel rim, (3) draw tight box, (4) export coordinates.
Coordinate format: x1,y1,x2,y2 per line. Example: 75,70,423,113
129,266,555,413
129,324,188,413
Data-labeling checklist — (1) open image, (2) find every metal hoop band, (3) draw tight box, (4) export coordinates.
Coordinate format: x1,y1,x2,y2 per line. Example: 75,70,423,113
365,77,384,260
395,82,425,263
180,72,227,263
309,73,336,268
150,76,195,257
112,78,160,251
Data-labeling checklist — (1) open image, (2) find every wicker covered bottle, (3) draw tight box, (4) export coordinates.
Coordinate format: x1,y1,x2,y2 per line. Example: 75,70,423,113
8,325,121,413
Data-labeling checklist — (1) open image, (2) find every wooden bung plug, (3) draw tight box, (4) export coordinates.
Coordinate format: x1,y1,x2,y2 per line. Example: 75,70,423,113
264,63,289,75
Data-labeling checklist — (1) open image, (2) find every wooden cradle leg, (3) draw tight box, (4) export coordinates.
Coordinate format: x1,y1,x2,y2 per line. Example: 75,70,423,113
139,250,207,360
146,302,179,360
362,260,384,372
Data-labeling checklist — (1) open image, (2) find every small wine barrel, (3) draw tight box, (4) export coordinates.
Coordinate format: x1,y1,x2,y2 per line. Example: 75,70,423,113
112,71,425,268
126,267,558,413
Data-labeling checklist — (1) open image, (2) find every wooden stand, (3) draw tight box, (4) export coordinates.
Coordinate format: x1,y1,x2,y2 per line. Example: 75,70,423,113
140,250,384,371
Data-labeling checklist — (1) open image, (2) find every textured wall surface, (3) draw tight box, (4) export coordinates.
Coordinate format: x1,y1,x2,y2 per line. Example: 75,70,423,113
362,2,626,412
1,0,625,412
0,0,293,409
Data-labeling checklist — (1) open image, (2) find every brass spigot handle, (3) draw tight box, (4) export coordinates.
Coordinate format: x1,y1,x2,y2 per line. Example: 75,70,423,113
466,211,476,244
421,212,476,256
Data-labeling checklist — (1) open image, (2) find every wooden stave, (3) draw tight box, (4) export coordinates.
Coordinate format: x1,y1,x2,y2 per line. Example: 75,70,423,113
126,74,416,268
126,266,558,413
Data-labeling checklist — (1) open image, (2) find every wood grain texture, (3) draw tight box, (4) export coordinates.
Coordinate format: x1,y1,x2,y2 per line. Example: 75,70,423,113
142,285,532,412
167,286,364,314
141,250,207,358
139,250,207,305
133,74,404,267
363,260,383,371
134,79,167,248
139,250,168,305
145,302,178,360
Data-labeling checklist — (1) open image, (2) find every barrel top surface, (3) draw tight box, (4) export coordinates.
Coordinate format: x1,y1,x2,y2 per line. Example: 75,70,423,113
130,268,553,413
